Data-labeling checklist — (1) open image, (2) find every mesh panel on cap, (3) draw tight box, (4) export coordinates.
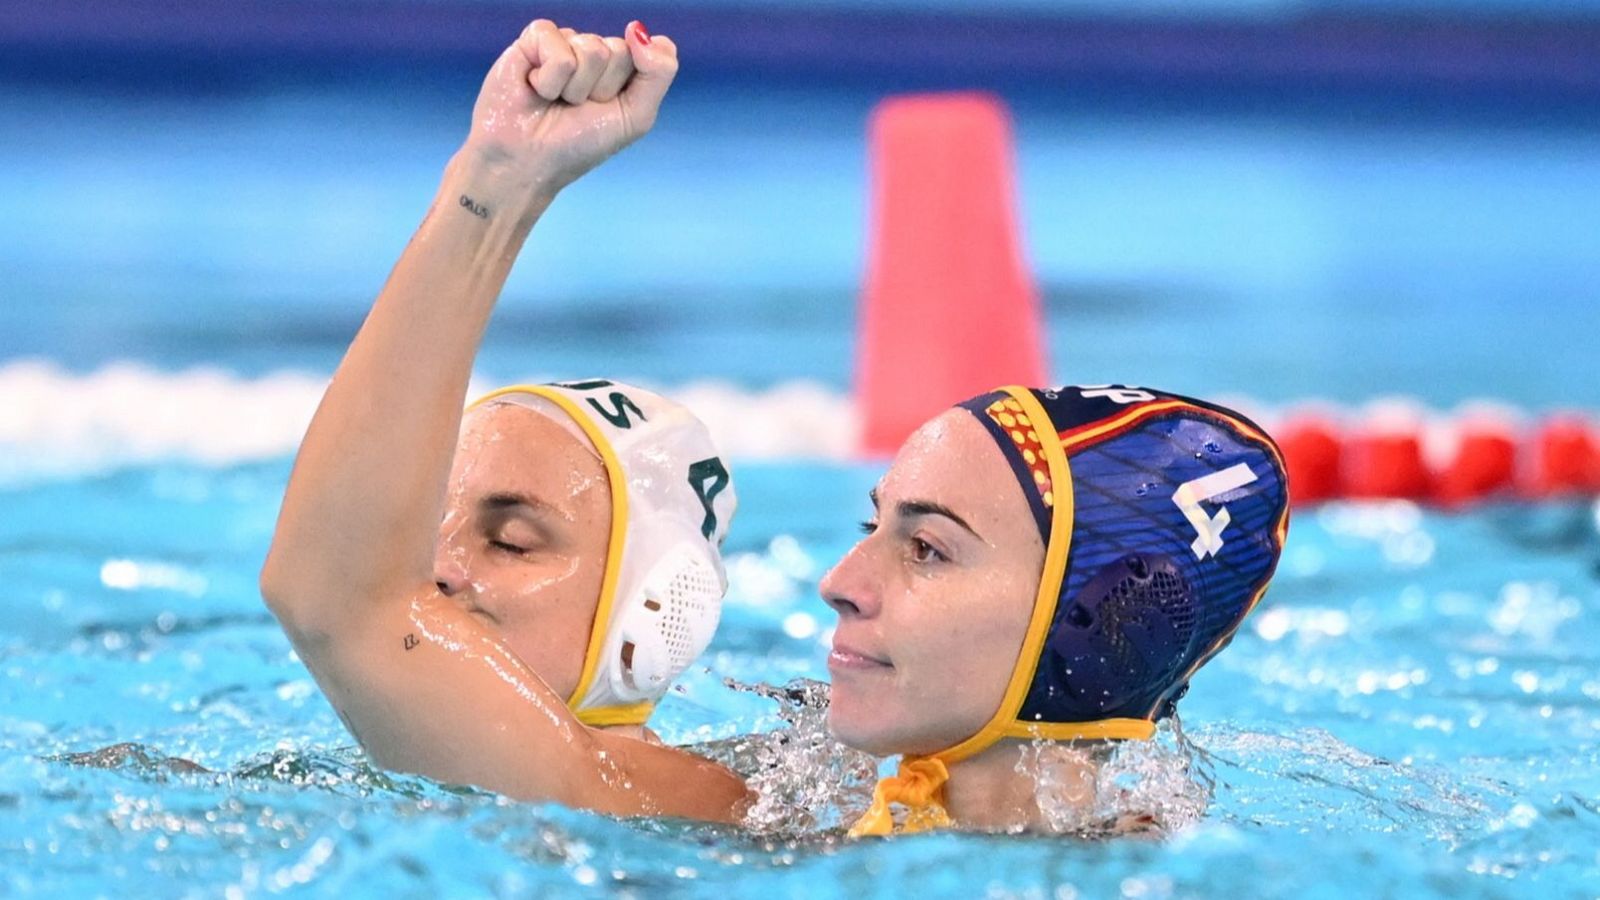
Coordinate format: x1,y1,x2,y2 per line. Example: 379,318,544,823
1055,554,1198,713
622,550,722,694
661,563,720,673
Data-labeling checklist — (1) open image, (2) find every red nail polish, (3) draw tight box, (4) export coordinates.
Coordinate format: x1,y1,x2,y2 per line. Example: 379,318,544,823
631,21,652,45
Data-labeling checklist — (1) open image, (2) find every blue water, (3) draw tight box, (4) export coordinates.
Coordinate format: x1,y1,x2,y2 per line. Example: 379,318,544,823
3,458,1598,896
4,40,1600,898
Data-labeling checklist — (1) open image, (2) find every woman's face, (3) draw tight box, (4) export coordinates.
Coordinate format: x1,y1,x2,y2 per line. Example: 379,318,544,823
433,404,612,701
820,409,1046,757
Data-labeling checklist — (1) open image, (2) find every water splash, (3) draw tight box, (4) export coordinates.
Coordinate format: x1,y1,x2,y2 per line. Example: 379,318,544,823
49,742,212,779
49,742,443,799
688,678,876,836
1195,723,1505,846
1018,715,1214,837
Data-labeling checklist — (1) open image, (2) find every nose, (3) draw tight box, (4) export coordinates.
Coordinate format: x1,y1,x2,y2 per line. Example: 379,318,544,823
433,540,470,597
819,539,881,620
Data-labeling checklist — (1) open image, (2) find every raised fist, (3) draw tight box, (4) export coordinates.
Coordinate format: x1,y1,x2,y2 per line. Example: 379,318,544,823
466,19,678,193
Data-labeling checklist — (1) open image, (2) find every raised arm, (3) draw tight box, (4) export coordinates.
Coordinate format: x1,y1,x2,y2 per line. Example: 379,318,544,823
259,19,750,822
262,19,671,624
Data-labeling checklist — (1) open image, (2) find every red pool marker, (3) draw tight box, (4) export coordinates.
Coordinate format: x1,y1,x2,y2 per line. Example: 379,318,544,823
1277,414,1343,504
1346,408,1432,500
1525,415,1600,498
1435,420,1519,507
856,93,1045,456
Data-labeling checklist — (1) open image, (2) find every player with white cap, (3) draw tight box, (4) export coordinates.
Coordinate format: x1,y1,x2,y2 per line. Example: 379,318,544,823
464,380,735,728
261,17,753,820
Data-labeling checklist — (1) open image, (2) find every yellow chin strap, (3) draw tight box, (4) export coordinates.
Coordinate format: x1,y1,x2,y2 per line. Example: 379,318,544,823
848,758,952,837
467,385,646,729
575,701,654,727
848,387,1156,838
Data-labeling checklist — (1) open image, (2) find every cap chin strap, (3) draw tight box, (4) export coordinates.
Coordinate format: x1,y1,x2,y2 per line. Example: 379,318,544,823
575,702,655,727
848,386,1158,837
848,758,952,837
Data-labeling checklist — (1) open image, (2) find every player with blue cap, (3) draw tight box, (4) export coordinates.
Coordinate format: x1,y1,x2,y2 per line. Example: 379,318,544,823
836,384,1290,835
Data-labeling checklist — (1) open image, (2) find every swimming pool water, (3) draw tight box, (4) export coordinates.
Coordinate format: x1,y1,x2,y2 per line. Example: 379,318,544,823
4,43,1599,897
3,459,1597,897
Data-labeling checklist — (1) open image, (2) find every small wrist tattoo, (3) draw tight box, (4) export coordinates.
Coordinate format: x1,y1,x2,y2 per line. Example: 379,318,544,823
403,633,419,651
458,195,490,219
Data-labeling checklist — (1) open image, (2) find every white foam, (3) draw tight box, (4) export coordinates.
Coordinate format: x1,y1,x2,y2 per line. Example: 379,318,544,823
0,360,859,483
4,361,1579,486
0,359,328,483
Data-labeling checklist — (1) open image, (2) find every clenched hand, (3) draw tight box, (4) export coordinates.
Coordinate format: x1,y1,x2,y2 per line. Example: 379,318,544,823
465,19,679,196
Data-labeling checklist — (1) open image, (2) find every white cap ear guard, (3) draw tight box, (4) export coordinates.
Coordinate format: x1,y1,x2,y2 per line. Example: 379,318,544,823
467,380,737,726
607,535,724,700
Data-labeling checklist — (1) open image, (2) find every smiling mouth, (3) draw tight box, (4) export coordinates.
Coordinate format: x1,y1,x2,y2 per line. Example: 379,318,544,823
828,642,892,671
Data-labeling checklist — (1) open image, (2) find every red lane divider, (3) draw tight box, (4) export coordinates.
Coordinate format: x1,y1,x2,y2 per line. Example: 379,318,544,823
1277,415,1343,504
1436,421,1518,508
1348,428,1432,502
1278,411,1599,506
1527,416,1600,500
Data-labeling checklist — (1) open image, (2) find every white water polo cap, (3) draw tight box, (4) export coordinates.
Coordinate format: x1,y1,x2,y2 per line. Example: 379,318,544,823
467,380,737,726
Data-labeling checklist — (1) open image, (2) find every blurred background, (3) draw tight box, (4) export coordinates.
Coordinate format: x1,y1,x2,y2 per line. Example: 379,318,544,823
1,0,1596,461
3,6,1598,895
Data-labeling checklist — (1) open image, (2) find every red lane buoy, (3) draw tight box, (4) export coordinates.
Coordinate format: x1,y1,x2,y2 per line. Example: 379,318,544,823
1346,404,1432,501
1276,413,1343,505
1525,414,1600,498
1435,415,1520,507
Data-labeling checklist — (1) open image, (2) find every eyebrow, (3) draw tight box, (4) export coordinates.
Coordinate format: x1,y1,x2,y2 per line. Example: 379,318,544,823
869,488,983,541
479,492,557,516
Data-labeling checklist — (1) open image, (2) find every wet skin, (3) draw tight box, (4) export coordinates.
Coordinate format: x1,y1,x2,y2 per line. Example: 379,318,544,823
820,409,1047,757
434,403,611,702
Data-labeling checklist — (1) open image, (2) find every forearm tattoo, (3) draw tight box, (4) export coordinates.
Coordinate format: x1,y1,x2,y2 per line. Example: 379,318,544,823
458,195,490,219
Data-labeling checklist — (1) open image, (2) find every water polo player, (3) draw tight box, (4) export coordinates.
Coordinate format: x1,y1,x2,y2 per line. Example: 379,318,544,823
262,19,752,818
824,385,1289,834
264,15,1290,831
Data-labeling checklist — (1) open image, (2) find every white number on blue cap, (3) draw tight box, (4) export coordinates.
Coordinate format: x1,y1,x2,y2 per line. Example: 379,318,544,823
1172,463,1259,561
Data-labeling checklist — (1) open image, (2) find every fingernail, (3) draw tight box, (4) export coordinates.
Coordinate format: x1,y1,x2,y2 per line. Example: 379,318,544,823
630,21,652,45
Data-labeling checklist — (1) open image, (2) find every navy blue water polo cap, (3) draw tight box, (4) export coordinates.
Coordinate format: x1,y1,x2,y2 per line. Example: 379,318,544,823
939,384,1291,762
